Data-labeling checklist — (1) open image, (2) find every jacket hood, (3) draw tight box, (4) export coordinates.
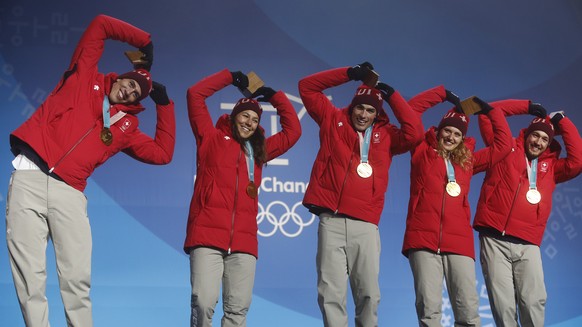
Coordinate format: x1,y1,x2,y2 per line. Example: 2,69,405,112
105,73,146,115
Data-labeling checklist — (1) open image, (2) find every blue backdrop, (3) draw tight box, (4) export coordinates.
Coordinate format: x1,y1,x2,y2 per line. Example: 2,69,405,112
1,1,582,326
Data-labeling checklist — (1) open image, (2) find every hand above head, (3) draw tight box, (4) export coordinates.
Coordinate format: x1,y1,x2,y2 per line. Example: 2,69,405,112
376,82,394,100
347,61,374,81
549,110,565,127
445,89,462,113
472,96,493,115
253,86,277,102
528,103,547,118
134,42,153,71
231,71,249,89
149,81,170,105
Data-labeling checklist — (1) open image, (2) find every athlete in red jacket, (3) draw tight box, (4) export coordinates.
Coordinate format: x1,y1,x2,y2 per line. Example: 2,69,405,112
299,62,423,327
6,15,175,327
184,69,301,327
403,86,512,327
474,101,582,327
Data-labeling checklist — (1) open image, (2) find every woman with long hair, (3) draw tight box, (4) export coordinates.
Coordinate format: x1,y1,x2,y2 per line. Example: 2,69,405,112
402,86,512,327
184,69,301,327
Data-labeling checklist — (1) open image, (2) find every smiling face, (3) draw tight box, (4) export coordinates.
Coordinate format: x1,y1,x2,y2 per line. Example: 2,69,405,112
437,126,463,152
525,130,550,159
351,104,377,132
109,78,142,104
234,109,260,139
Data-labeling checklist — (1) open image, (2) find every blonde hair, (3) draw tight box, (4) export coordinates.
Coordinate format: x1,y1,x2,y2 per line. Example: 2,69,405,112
437,139,472,171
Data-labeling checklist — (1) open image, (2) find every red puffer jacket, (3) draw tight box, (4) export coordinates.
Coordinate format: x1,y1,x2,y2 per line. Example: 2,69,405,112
402,86,512,259
299,67,423,225
183,69,301,258
473,100,582,245
10,15,176,192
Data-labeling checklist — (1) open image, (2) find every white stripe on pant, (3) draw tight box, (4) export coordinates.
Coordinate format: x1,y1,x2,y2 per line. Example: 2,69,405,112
6,170,92,327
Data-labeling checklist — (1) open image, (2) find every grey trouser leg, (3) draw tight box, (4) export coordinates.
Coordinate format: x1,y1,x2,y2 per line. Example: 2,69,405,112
190,247,256,327
409,250,481,327
7,170,92,327
480,235,546,327
317,213,380,327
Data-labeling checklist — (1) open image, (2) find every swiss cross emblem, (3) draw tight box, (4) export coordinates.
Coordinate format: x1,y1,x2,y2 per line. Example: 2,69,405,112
373,132,381,143
120,119,132,132
460,115,467,122
540,161,549,173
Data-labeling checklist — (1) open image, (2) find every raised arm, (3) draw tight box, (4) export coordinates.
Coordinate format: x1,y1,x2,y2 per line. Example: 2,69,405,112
472,103,512,174
383,87,424,155
478,99,534,146
72,14,151,74
259,89,302,161
298,67,352,125
186,69,232,144
123,82,175,164
552,113,582,183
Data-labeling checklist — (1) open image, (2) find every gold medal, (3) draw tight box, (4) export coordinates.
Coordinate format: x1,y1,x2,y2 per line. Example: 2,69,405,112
446,181,461,197
526,188,541,204
100,128,113,146
357,162,373,178
246,181,258,199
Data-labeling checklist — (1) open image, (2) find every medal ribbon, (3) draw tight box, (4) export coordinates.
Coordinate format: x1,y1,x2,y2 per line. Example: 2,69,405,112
445,158,456,183
245,141,255,183
103,97,111,128
359,124,374,164
526,156,538,190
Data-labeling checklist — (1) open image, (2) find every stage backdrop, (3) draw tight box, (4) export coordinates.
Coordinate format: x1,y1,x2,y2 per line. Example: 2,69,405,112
1,1,582,326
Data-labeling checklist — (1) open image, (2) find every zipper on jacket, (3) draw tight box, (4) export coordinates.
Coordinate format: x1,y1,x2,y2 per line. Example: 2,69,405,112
335,139,358,214
228,149,243,255
502,180,522,236
437,186,446,254
49,122,97,173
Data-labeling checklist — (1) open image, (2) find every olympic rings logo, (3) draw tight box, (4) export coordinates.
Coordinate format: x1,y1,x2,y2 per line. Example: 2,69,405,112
256,200,316,238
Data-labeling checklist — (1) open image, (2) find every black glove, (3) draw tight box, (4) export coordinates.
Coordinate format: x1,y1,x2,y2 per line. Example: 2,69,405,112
528,103,547,118
550,110,565,128
472,96,493,115
149,81,170,105
347,61,374,81
231,71,249,89
376,82,394,100
135,42,154,71
253,86,277,102
445,89,462,113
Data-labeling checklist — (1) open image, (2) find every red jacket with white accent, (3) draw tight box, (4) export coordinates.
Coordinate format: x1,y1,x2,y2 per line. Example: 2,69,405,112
402,86,512,259
473,100,582,245
10,15,176,192
299,67,423,225
183,69,302,258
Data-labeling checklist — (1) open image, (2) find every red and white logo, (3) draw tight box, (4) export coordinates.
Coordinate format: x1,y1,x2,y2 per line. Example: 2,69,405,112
120,119,132,132
540,161,549,173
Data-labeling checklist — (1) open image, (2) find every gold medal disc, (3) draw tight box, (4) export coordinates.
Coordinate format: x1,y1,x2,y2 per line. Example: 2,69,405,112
100,128,113,146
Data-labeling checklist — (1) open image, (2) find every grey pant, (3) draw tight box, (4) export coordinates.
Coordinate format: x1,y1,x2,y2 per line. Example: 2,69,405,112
479,235,546,327
190,247,256,327
6,170,92,327
316,213,381,327
409,249,481,327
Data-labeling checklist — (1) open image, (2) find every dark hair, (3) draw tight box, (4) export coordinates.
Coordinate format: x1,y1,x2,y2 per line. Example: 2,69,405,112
230,117,268,165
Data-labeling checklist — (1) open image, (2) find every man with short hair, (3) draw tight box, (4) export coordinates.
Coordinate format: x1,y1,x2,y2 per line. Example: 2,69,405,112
474,101,582,327
298,62,423,326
